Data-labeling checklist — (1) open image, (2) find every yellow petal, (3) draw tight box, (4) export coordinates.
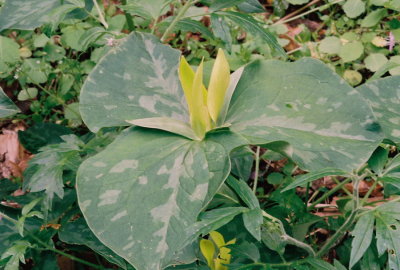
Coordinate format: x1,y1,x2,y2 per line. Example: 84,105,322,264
179,56,209,137
209,231,225,248
200,239,215,269
207,48,230,123
178,56,195,111
190,61,210,138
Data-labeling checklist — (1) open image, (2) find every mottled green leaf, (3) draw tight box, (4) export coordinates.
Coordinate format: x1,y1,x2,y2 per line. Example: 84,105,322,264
77,127,230,269
80,32,188,133
350,213,375,267
0,87,19,118
226,58,382,171
357,76,400,143
0,0,60,31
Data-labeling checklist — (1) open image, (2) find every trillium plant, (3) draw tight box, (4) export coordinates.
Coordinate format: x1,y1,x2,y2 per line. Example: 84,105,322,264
73,31,397,270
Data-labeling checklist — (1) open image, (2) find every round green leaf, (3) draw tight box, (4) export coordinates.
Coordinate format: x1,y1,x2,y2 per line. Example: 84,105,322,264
343,70,362,86
79,32,188,132
17,87,38,101
0,36,20,63
364,53,388,72
339,41,364,62
226,58,382,171
343,0,366,18
358,77,400,143
77,127,230,269
319,36,342,55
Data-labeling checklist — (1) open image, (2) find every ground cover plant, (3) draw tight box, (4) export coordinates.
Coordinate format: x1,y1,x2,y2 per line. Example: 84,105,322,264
0,0,400,270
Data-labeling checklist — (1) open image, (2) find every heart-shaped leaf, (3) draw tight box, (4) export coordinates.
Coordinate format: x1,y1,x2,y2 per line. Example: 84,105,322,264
77,127,231,269
226,58,383,171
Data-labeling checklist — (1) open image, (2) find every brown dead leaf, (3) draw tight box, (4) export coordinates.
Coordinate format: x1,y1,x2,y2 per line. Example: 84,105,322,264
0,123,32,179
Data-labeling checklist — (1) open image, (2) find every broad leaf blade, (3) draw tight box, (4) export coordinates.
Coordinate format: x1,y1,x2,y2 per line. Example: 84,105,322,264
0,87,19,118
357,76,400,143
80,32,188,132
227,58,383,171
282,168,348,191
77,127,230,269
349,212,375,267
217,11,285,56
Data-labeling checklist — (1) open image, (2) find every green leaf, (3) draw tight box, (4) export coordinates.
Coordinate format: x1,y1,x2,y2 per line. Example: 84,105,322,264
125,0,169,20
339,41,364,62
226,176,259,209
282,168,347,191
361,9,388,27
1,241,31,270
237,0,265,13
216,11,286,57
24,135,82,207
80,32,187,133
0,87,19,118
187,207,247,238
375,210,400,270
59,217,128,269
226,58,382,171
175,19,215,40
389,56,400,76
306,258,336,270
357,76,400,143
349,212,375,267
17,88,38,101
209,0,247,11
242,208,263,241
77,127,230,269
18,123,73,154
364,53,388,72
343,0,366,18
286,0,310,5
319,36,342,55
343,70,362,86
211,14,232,51
367,147,389,176
0,36,20,63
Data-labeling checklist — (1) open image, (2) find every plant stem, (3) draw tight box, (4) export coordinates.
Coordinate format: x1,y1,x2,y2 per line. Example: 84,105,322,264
273,0,345,25
120,0,135,31
360,180,378,206
160,0,197,42
307,177,352,211
92,0,109,29
316,209,357,258
253,146,261,194
31,234,104,270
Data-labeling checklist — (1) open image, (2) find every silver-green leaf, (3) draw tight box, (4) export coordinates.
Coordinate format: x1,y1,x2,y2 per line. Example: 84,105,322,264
226,58,383,171
79,32,188,132
77,127,230,269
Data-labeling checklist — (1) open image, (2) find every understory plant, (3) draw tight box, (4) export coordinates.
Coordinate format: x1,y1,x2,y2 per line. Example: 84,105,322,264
73,31,398,269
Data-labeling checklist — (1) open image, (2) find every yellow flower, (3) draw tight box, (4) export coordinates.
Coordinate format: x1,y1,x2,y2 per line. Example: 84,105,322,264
178,49,230,139
200,231,236,270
